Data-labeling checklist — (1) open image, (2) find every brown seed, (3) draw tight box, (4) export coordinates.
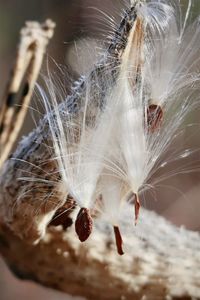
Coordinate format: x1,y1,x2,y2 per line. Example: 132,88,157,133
147,104,163,132
134,194,141,226
113,226,124,255
48,197,76,230
75,207,93,242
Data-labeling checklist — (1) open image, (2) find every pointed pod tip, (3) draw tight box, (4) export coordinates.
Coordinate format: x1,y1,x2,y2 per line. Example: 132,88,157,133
75,207,93,242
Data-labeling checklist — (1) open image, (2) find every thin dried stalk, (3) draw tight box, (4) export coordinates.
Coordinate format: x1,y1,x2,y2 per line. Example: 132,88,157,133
0,19,55,168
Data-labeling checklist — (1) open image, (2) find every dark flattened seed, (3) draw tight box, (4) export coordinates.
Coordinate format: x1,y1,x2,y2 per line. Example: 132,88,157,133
134,194,141,226
147,104,163,132
113,226,124,255
75,207,93,242
49,214,73,230
48,198,76,230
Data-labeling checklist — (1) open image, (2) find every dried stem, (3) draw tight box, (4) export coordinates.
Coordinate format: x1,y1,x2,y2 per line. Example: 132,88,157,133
0,19,55,168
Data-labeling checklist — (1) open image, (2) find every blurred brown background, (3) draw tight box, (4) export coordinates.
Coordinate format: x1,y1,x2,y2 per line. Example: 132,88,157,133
0,0,200,299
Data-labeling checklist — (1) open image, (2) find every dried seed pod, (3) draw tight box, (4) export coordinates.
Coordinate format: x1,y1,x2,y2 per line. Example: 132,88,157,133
75,208,93,242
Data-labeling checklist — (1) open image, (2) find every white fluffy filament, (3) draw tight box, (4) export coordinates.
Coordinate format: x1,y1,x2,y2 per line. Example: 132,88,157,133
40,0,200,253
